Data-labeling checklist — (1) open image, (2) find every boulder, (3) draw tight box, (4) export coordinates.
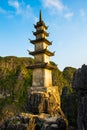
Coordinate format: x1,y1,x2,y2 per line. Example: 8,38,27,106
42,117,67,130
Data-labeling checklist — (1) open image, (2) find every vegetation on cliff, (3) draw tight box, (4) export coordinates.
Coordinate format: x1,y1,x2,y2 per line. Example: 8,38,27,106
0,56,33,119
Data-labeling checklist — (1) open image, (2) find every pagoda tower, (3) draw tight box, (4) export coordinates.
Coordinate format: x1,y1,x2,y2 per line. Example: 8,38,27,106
26,11,65,123
28,11,56,88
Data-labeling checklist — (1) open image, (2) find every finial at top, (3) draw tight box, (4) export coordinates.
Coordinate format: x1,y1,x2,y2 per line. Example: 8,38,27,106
39,10,42,22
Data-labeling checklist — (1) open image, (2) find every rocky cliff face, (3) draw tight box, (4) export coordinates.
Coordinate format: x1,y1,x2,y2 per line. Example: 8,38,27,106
72,64,87,130
61,87,77,129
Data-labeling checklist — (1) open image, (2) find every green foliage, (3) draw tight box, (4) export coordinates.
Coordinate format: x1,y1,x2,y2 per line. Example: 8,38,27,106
63,67,76,85
52,65,76,94
0,56,33,116
52,68,64,93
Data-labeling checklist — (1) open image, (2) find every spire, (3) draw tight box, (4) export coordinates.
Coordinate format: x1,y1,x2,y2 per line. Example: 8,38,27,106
39,10,42,22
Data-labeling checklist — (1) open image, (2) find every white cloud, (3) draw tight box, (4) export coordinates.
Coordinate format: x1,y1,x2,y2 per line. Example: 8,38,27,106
8,0,22,15
22,4,32,18
0,0,34,20
79,9,85,17
7,0,33,19
64,12,74,19
8,0,19,9
42,0,65,11
42,0,74,19
0,6,14,19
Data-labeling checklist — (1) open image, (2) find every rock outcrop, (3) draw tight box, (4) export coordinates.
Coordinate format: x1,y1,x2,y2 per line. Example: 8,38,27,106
27,87,61,115
42,116,67,130
0,113,67,130
0,87,68,130
72,64,87,130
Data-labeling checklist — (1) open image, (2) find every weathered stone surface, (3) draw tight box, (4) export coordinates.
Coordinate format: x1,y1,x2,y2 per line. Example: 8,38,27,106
32,68,53,87
27,87,61,115
0,85,68,130
72,64,87,130
0,86,68,130
42,116,67,130
0,113,68,130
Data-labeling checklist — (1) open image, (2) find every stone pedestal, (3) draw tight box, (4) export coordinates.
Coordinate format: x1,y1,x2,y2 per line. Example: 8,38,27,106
27,86,62,115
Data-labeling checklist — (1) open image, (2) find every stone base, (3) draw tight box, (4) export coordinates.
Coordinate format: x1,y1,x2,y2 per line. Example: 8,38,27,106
27,86,63,116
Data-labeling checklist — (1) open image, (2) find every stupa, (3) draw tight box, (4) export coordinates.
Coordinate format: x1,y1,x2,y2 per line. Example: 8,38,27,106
27,11,61,115
28,10,56,88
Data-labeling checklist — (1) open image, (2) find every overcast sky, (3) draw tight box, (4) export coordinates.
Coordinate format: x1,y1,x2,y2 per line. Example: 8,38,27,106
0,0,87,70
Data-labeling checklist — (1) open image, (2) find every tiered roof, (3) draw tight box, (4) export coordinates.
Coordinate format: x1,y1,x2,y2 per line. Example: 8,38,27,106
34,11,48,29
27,62,56,69
28,10,56,70
29,49,54,56
33,30,49,37
29,38,52,45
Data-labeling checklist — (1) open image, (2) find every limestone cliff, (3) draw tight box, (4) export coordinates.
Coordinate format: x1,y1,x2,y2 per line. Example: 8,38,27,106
72,64,87,130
